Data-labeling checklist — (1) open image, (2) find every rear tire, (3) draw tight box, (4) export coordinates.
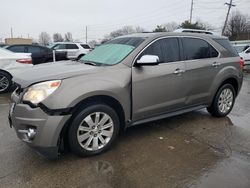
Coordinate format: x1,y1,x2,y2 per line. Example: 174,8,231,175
0,71,12,94
68,104,120,157
207,84,236,117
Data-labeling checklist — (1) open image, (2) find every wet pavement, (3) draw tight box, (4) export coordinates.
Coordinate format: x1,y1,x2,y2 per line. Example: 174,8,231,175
0,75,250,188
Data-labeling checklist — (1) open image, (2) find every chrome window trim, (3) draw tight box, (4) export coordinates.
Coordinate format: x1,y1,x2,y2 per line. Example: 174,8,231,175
132,35,221,67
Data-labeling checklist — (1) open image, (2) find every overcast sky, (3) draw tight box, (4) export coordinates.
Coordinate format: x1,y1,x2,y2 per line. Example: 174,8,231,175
0,0,249,42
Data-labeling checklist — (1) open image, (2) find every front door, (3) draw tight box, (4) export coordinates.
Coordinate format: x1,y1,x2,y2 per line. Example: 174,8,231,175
132,37,187,121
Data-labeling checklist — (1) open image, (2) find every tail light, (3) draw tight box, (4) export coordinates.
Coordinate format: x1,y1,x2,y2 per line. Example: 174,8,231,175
239,57,245,70
16,58,33,64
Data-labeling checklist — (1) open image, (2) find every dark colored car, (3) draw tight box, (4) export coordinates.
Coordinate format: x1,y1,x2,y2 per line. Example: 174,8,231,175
6,44,68,65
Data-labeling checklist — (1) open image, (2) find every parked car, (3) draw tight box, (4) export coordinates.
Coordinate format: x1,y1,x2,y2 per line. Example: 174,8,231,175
9,32,243,159
0,43,7,48
50,42,91,60
239,46,250,64
0,48,32,93
6,44,67,65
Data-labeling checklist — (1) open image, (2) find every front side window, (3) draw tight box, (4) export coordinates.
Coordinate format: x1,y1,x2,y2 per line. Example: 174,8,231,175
81,37,144,66
53,44,66,50
27,46,40,53
139,38,180,63
81,44,91,49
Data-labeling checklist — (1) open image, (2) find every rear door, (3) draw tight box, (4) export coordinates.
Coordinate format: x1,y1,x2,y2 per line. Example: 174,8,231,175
132,37,187,121
66,44,79,59
181,37,220,106
27,46,44,64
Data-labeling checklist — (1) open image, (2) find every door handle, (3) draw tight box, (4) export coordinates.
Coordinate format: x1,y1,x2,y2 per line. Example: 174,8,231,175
174,68,185,74
212,62,221,67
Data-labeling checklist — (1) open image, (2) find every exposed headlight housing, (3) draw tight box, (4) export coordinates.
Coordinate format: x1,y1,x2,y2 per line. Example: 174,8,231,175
23,80,61,105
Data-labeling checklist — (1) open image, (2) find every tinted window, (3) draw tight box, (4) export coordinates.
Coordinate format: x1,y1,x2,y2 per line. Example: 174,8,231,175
214,39,238,56
183,38,212,60
8,46,25,53
27,46,41,53
140,38,180,63
66,44,79,49
210,45,219,57
80,44,91,49
53,44,66,50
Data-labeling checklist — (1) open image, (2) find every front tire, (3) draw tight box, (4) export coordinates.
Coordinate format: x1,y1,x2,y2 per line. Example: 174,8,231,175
68,104,120,157
0,71,12,94
207,84,236,117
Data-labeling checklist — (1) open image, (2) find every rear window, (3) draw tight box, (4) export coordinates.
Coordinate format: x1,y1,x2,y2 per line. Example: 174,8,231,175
214,39,238,56
8,46,25,53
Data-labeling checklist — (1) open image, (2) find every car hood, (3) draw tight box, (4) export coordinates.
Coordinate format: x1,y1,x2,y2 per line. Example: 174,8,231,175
13,60,104,88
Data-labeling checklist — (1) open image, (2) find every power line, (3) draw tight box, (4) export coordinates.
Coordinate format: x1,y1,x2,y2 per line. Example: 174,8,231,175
222,0,236,35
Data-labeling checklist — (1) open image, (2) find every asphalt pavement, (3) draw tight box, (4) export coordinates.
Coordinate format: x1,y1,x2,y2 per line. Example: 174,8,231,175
0,74,250,188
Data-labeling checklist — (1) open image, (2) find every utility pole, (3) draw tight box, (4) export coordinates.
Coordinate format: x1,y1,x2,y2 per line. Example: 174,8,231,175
222,0,236,35
11,27,13,38
190,0,194,23
85,26,88,44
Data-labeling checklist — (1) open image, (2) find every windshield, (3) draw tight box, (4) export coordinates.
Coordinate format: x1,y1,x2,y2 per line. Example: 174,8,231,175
80,37,144,66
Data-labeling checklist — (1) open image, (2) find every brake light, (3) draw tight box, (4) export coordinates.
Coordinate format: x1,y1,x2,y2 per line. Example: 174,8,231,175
16,59,33,64
239,57,245,70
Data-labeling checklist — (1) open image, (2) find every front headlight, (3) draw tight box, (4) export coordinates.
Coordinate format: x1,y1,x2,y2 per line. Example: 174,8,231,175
23,80,61,105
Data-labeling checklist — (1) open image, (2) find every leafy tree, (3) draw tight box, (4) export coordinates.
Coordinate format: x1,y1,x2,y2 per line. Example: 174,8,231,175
153,25,167,32
180,20,212,30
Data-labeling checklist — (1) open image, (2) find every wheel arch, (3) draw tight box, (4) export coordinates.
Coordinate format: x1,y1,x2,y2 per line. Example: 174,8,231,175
59,95,126,151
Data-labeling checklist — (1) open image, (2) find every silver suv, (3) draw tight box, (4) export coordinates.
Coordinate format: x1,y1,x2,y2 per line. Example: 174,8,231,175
9,32,244,159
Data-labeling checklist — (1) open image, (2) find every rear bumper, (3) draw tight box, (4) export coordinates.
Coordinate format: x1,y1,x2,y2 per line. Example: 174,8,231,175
9,101,71,159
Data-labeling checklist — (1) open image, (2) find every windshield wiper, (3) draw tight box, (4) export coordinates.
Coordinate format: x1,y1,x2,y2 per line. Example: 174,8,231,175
78,60,98,66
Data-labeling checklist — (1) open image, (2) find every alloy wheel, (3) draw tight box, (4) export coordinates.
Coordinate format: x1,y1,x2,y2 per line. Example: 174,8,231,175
0,74,10,92
218,88,234,114
77,112,114,151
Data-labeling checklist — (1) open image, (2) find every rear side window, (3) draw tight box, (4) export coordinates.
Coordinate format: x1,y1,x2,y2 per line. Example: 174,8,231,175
66,44,79,49
140,38,180,63
8,46,25,53
80,44,91,49
214,39,238,56
182,38,218,60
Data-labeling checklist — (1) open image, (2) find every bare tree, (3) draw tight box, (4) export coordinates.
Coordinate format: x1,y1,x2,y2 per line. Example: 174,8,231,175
64,32,73,42
163,22,179,32
106,26,145,39
38,32,51,46
225,11,250,40
88,40,98,48
53,33,64,42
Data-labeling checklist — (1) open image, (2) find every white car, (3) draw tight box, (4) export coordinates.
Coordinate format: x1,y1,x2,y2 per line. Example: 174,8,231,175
0,48,33,93
50,42,91,60
239,46,250,65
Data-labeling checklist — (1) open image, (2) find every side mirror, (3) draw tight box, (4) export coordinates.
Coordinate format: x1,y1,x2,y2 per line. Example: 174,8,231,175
136,55,160,66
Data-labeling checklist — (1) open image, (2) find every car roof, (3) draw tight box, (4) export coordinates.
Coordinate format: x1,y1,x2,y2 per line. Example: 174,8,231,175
118,32,227,40
7,44,48,49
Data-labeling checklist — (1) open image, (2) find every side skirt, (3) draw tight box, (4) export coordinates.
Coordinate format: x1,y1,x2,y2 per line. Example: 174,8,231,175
128,105,206,127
